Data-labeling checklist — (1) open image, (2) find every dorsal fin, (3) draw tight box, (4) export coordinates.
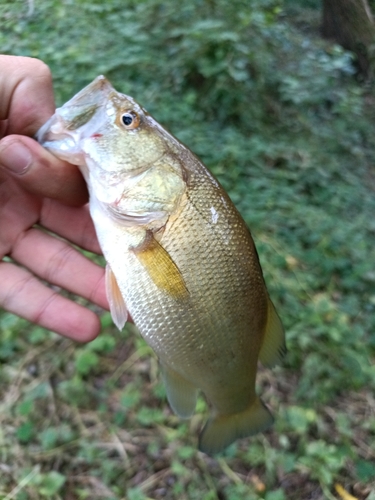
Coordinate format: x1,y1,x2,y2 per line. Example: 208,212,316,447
259,297,286,368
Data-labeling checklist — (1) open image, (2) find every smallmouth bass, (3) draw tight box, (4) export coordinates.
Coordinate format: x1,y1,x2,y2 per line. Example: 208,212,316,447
37,76,286,454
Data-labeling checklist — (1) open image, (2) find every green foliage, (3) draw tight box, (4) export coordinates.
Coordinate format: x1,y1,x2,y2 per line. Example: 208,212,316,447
127,488,148,500
75,349,100,375
265,490,287,500
16,422,34,443
29,471,66,497
1,0,375,498
120,382,141,409
355,459,375,482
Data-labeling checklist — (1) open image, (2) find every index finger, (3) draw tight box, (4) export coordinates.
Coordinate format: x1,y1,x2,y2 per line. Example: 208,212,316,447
0,55,55,136
0,261,102,342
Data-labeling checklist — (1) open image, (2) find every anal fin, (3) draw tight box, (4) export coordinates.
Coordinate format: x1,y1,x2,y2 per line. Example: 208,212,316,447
161,363,198,418
259,297,286,368
132,231,189,300
105,263,128,331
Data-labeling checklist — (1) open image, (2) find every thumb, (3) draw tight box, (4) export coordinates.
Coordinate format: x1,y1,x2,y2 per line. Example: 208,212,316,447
0,135,88,206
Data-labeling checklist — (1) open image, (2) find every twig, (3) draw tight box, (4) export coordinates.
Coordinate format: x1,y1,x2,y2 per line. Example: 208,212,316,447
4,465,40,500
218,458,243,485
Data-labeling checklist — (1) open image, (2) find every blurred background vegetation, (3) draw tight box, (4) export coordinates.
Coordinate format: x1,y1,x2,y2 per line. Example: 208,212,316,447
1,0,375,498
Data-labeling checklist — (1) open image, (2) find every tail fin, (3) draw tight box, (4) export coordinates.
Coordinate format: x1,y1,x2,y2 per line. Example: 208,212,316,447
198,397,274,455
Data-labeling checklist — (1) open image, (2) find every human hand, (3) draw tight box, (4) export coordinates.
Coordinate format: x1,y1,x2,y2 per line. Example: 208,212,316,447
0,55,108,341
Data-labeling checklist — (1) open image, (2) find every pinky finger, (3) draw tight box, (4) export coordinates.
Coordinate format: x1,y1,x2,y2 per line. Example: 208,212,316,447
0,261,101,342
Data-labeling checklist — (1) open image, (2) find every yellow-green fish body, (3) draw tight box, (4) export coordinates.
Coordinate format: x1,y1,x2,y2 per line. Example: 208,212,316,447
37,76,285,454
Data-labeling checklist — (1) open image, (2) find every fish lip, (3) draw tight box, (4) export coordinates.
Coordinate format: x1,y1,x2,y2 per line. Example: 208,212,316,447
36,114,77,149
36,114,85,164
36,114,64,142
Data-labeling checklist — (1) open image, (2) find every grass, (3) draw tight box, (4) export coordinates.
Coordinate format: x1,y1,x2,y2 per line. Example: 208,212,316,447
0,312,374,499
1,0,375,498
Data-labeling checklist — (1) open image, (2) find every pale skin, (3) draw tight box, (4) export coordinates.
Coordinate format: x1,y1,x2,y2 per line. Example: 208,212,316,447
0,55,109,341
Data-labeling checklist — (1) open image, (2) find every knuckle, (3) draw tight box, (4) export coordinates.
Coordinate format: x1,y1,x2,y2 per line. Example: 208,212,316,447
32,291,58,326
44,243,75,283
13,56,52,85
33,60,52,84
1,268,34,310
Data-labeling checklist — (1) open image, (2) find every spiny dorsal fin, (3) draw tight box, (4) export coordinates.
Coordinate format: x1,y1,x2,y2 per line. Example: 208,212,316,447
132,231,189,300
259,296,286,368
105,263,128,331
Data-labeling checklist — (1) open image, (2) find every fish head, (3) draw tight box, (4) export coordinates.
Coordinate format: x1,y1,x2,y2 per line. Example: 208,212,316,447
37,76,183,211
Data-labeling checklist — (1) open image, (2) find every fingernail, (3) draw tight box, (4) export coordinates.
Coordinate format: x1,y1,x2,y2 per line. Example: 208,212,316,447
0,142,32,174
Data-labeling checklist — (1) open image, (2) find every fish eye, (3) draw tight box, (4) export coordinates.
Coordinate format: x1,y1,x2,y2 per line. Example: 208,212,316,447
120,111,140,130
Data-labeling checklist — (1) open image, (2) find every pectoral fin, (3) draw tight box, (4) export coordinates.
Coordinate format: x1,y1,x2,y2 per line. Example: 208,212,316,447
161,363,198,418
258,297,286,368
132,231,189,300
105,264,128,331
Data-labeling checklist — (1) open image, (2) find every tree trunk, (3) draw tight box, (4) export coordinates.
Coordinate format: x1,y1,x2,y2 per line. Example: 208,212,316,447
322,0,375,78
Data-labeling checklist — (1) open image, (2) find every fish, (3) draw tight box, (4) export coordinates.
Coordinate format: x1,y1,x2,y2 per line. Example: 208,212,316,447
36,76,286,454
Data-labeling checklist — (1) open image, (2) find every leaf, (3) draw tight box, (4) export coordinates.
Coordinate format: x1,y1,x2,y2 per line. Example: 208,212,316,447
88,333,116,353
16,422,34,443
16,400,34,417
39,428,58,450
120,384,141,409
75,350,99,375
38,471,66,496
127,487,147,500
355,459,375,482
284,406,317,434
265,490,287,500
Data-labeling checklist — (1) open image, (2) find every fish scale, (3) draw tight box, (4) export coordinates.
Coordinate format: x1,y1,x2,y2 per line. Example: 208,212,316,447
37,75,285,454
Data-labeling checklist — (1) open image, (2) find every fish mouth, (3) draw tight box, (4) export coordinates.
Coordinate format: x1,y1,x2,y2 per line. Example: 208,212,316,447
36,114,83,164
36,76,115,164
